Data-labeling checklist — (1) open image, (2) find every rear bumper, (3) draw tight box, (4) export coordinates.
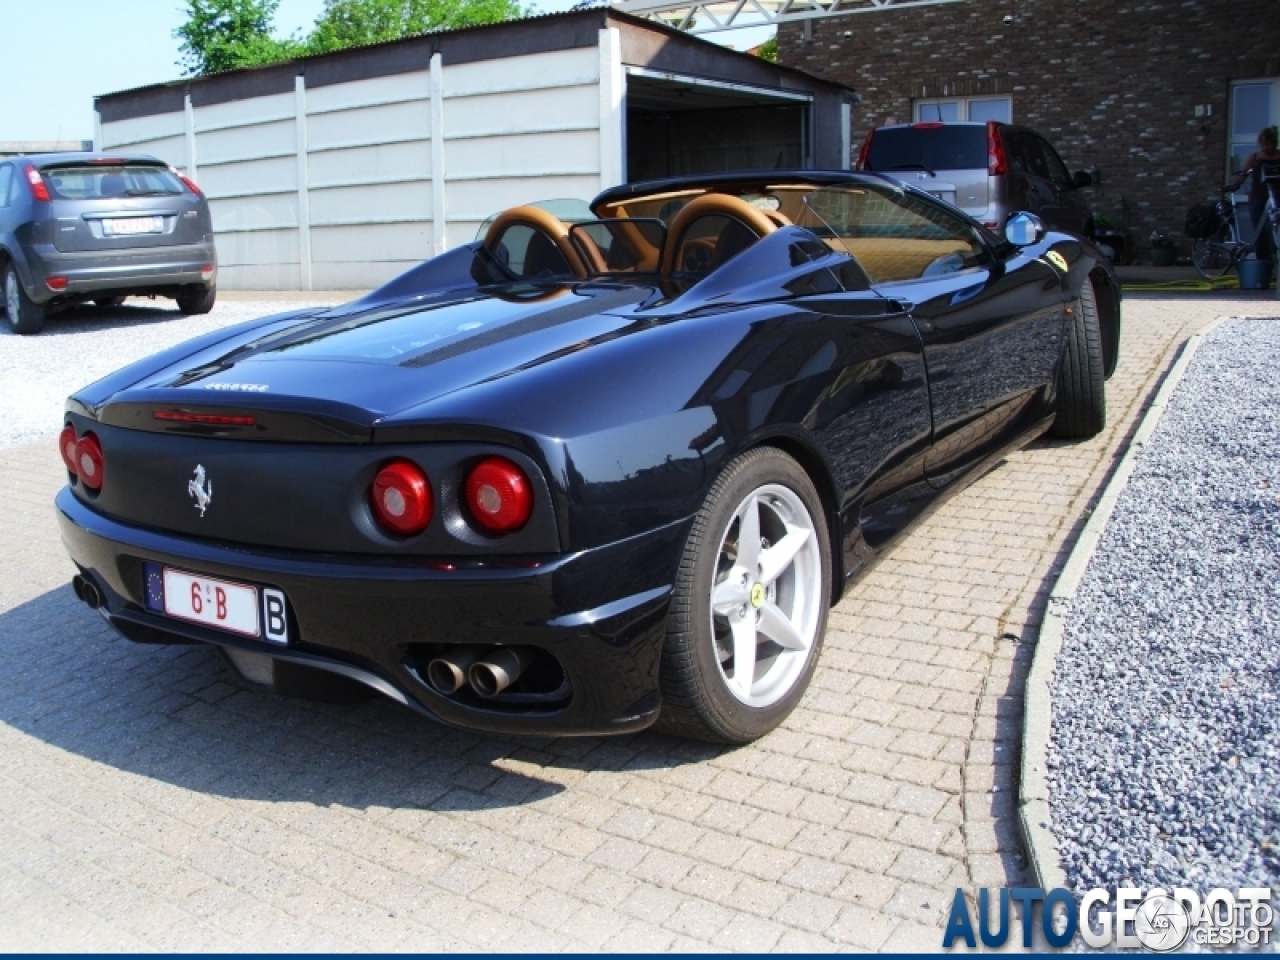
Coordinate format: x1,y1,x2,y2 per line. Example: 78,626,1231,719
57,487,689,736
26,241,216,303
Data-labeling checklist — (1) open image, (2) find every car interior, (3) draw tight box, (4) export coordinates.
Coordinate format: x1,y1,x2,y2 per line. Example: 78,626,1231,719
480,181,991,291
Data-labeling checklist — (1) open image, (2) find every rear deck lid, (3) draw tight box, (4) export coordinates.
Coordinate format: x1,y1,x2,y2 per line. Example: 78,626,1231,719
40,161,206,253
96,284,655,440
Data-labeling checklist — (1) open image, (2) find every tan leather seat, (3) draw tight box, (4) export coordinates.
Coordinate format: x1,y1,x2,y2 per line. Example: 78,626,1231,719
660,194,779,278
483,206,588,280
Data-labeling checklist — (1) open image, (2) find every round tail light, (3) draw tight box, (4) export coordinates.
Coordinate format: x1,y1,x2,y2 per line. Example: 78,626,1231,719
465,457,533,533
59,425,79,476
75,432,104,491
371,460,432,535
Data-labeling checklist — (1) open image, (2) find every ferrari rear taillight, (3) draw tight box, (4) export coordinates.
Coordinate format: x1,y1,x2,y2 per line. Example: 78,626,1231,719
465,457,532,533
75,432,104,491
855,129,874,170
59,425,78,475
24,166,50,202
371,460,432,536
987,121,1008,176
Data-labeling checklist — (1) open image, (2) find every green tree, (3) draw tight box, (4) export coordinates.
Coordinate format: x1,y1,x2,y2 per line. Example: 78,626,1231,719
175,0,303,75
754,34,777,62
306,0,527,54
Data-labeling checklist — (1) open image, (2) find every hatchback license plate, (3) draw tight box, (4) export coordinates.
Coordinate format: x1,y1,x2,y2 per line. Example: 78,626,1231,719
103,216,163,236
160,567,288,644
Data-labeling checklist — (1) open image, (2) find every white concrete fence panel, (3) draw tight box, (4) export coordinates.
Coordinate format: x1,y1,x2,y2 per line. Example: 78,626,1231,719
97,29,624,291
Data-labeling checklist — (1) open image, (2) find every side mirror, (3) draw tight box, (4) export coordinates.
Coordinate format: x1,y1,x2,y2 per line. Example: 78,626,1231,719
1005,212,1046,247
1072,170,1093,189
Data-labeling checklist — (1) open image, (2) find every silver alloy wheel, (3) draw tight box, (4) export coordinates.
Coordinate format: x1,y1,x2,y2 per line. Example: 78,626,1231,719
708,482,823,707
5,271,19,326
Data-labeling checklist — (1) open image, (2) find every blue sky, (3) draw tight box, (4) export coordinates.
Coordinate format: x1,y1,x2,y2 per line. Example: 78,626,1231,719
0,0,583,141
2,1,772,143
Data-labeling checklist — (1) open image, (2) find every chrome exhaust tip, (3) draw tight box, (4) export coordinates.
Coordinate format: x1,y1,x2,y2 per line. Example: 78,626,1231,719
72,575,103,610
426,646,485,695
468,647,533,698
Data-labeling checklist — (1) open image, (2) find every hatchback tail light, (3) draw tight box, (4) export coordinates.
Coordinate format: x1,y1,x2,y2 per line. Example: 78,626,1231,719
75,433,105,491
181,174,204,196
987,121,1008,176
23,166,50,202
371,460,432,535
46,276,68,292
465,457,533,533
59,425,79,475
855,129,874,170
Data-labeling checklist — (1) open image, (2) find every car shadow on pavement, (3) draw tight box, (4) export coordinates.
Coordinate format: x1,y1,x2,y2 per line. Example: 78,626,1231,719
3,301,190,337
0,586,727,813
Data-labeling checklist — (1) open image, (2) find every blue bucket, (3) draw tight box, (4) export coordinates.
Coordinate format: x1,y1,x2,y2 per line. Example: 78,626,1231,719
1239,258,1274,290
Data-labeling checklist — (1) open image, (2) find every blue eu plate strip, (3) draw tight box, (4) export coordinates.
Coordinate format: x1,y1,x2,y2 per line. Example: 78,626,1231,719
143,562,165,612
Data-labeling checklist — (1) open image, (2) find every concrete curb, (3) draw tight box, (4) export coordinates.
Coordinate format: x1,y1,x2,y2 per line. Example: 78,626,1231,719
1017,314,1232,891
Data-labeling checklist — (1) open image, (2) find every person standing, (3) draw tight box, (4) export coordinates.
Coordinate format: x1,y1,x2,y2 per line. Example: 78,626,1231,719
1228,125,1280,263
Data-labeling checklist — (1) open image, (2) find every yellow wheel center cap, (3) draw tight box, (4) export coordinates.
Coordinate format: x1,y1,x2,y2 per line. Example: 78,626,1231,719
749,583,765,608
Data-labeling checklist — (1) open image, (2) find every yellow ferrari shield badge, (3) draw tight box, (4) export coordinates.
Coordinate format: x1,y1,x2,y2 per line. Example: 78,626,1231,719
1046,251,1069,273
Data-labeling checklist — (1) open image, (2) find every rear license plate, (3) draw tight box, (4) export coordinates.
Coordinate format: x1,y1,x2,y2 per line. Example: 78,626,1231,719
157,566,289,644
103,216,164,236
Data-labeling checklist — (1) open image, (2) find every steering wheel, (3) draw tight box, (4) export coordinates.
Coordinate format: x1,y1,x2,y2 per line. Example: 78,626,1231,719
483,206,589,279
660,194,780,276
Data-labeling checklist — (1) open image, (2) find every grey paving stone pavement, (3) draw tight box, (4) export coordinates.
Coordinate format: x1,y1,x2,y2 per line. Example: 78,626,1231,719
0,293,1265,951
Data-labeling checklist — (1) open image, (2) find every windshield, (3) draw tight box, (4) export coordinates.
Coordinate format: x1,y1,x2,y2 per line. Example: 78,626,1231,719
863,125,988,172
797,184,990,284
41,164,186,199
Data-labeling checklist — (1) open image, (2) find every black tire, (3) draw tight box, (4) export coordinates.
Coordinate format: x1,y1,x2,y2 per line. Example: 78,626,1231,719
658,447,831,744
176,283,216,315
1051,280,1106,438
93,295,126,308
4,265,46,335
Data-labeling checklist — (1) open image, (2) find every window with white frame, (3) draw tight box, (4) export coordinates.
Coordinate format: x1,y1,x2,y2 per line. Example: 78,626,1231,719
914,97,1011,124
1228,79,1279,200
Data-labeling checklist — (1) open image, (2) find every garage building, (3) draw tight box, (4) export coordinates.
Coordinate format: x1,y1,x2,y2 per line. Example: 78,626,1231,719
94,9,855,290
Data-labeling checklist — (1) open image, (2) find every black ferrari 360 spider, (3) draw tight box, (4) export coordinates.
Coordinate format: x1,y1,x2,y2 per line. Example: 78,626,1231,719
58,171,1120,743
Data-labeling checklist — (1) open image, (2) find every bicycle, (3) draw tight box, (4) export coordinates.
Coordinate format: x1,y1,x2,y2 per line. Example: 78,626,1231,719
1191,174,1280,281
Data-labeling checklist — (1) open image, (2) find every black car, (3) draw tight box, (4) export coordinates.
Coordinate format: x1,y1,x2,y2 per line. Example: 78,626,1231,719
0,153,217,334
57,171,1121,744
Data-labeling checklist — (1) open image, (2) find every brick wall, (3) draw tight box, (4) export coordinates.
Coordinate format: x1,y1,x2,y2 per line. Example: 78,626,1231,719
778,0,1280,261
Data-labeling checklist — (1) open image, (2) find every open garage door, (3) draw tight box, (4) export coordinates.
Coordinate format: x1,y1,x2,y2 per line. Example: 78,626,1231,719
625,69,812,181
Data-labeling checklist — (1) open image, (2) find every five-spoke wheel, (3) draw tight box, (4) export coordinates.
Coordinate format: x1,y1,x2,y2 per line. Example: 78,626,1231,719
660,447,830,743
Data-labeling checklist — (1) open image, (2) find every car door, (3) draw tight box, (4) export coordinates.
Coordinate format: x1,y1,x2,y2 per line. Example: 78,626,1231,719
1005,128,1065,228
788,277,934,559
678,232,935,569
802,183,1067,488
1036,136,1092,236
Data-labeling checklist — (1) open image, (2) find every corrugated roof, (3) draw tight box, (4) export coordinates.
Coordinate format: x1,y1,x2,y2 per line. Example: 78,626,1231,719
96,6,850,101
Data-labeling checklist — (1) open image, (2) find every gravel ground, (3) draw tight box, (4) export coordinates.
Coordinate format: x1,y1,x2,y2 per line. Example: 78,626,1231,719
0,298,337,450
1049,316,1280,895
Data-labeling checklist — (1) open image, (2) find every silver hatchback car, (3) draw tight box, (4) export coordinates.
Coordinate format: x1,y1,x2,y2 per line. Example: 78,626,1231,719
0,153,217,334
856,121,1095,237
